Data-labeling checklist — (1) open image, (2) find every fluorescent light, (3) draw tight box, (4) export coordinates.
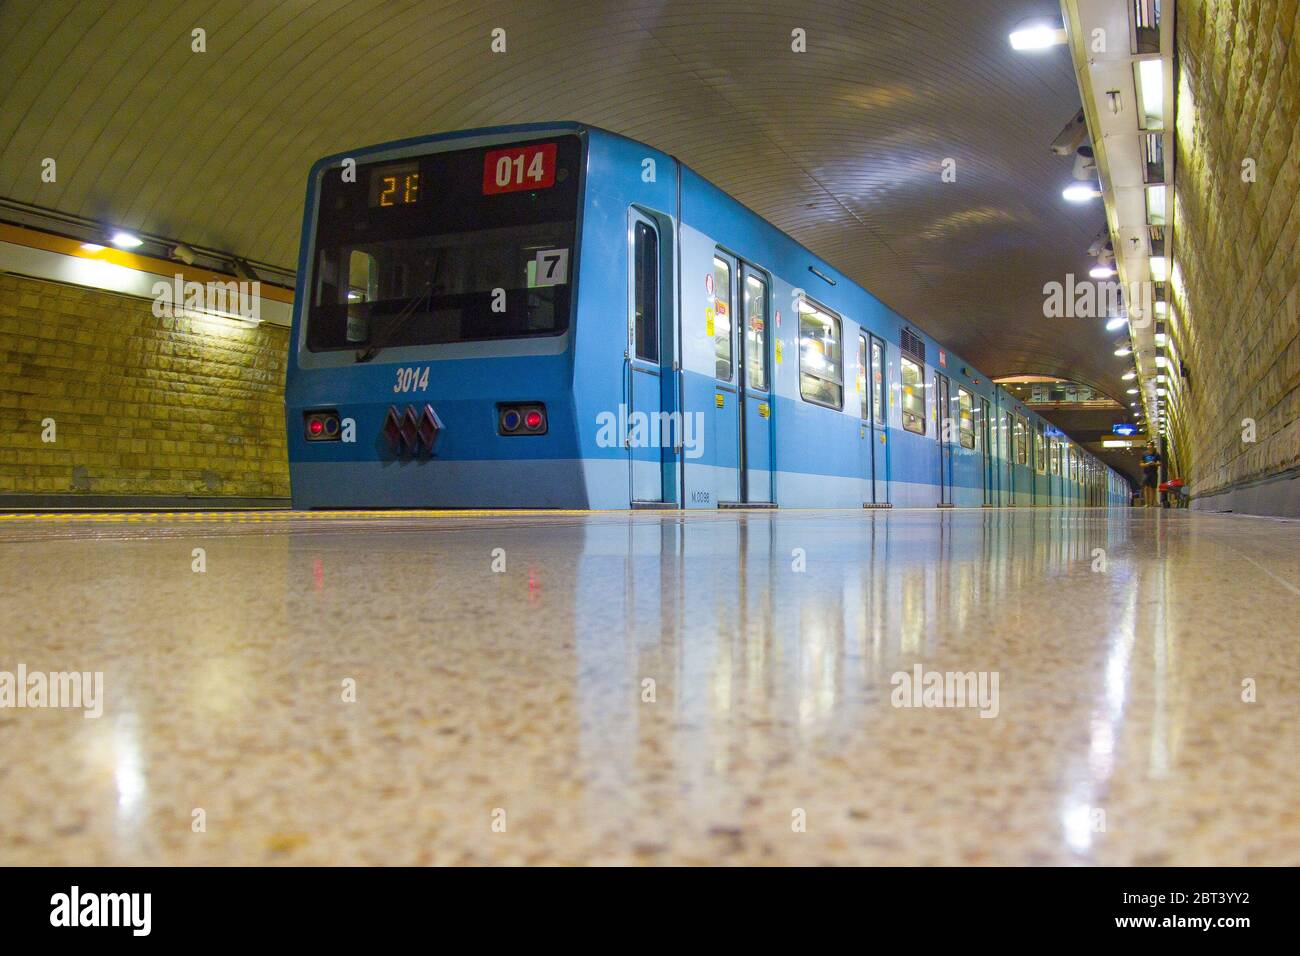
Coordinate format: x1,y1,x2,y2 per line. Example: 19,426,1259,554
1155,355,1168,368
1155,332,1168,346
1127,388,1139,394
1010,23,1067,50
1146,184,1167,225
1091,265,1117,279
1063,184,1102,203
1137,58,1165,129
1122,370,1137,380
110,231,143,249
1150,256,1168,282
1106,316,1128,330
1114,346,1132,356
79,242,105,252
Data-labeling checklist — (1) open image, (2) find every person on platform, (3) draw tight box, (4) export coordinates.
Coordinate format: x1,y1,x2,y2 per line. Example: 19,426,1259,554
1140,442,1162,507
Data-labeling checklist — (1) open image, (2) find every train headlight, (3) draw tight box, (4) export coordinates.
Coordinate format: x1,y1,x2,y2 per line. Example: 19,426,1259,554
304,410,341,441
497,403,547,436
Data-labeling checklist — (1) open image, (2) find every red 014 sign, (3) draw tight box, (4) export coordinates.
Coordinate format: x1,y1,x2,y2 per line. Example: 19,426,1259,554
482,143,557,195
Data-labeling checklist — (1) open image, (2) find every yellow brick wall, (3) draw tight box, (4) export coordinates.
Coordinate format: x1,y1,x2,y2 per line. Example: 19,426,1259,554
1170,0,1300,498
0,273,290,498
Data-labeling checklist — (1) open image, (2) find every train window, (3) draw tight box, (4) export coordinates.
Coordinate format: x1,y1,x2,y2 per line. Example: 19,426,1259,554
1014,416,1028,465
1035,423,1047,474
348,250,377,303
899,357,925,434
870,338,885,426
957,387,975,449
1050,438,1060,475
633,221,659,362
744,273,768,390
797,298,843,409
713,257,733,381
857,335,869,421
306,135,581,352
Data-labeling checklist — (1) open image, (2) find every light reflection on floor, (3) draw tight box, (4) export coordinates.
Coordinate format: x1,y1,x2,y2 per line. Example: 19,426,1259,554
0,508,1296,865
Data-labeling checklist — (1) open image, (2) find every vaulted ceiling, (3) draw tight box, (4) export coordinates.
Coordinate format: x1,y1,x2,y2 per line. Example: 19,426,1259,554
0,0,1134,460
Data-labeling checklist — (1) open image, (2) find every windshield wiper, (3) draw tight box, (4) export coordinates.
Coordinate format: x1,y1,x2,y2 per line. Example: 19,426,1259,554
354,282,433,363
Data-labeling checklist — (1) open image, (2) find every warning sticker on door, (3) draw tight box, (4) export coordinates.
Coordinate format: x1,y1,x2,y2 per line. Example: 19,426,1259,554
705,307,715,338
532,248,568,286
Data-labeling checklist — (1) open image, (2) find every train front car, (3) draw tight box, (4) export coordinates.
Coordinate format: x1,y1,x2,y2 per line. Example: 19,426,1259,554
284,124,594,508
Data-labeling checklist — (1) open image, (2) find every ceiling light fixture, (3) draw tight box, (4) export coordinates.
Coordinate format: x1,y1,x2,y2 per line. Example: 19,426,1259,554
1063,184,1102,203
1091,265,1117,279
110,231,143,249
1010,20,1068,50
1136,58,1165,129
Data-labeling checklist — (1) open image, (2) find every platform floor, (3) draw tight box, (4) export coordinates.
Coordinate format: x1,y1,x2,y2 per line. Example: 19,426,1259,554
0,507,1296,865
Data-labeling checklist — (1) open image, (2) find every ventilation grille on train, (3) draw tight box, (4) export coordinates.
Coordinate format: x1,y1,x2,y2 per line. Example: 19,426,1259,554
901,328,925,363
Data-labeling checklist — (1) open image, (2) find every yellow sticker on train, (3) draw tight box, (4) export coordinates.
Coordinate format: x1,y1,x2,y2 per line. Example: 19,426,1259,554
715,393,725,408
705,307,715,337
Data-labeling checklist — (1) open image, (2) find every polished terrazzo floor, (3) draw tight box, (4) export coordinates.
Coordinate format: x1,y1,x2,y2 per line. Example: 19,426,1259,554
0,507,1296,865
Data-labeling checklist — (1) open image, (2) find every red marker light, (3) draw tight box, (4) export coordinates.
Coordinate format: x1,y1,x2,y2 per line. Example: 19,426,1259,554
524,410,544,430
308,418,324,436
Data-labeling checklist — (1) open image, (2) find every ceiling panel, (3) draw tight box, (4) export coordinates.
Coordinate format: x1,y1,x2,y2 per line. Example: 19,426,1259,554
0,0,1129,414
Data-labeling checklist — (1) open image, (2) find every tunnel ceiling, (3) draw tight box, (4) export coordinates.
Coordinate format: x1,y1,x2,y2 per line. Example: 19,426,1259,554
0,0,1130,421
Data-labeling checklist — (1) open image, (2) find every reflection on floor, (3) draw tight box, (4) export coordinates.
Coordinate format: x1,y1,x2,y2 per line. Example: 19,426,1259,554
0,508,1296,865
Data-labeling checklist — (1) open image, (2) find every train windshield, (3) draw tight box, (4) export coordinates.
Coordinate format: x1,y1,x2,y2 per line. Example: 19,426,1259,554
306,135,582,354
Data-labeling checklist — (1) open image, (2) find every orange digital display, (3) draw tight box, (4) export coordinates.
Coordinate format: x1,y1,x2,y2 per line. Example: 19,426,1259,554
369,161,421,207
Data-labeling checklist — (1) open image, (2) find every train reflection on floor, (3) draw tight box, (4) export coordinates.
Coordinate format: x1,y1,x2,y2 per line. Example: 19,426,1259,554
0,508,1295,865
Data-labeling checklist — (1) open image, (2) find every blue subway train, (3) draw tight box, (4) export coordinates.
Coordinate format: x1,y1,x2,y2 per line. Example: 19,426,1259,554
285,122,1130,510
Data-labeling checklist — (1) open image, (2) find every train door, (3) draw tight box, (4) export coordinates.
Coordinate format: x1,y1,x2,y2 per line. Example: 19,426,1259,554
739,265,773,504
979,396,992,506
869,334,888,503
936,371,953,505
710,252,742,504
857,333,873,504
1003,411,1013,509
627,211,673,505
